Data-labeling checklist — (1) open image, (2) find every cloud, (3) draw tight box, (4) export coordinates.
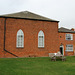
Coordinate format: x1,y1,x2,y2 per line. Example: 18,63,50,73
0,0,75,28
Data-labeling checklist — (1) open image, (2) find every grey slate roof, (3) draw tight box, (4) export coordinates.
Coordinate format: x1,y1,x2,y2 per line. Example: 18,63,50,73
58,27,75,33
0,11,59,22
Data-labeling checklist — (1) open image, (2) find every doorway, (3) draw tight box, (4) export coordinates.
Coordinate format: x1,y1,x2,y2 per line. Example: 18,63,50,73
60,45,64,55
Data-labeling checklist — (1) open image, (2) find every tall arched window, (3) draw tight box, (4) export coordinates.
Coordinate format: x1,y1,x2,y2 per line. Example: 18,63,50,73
38,30,44,47
17,29,24,48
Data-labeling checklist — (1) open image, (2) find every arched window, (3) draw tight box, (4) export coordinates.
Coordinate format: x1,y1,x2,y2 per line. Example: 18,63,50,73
17,29,24,48
38,30,44,47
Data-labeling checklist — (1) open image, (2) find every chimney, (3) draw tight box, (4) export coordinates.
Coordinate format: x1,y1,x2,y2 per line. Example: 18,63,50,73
71,28,74,31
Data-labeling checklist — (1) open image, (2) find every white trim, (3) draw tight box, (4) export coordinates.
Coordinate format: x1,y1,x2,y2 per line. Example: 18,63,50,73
71,34,73,40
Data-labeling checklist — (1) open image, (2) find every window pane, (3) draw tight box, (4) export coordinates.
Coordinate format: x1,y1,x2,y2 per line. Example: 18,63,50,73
66,45,73,51
66,34,73,40
17,29,24,48
39,36,43,47
18,35,23,47
38,30,44,47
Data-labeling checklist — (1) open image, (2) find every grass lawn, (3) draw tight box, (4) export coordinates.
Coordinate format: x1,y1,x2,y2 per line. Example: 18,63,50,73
0,56,75,75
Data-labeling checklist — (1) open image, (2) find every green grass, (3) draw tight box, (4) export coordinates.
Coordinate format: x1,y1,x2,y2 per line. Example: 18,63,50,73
0,56,75,75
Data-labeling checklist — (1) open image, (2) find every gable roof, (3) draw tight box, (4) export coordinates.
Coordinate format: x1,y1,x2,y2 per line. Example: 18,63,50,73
0,11,59,22
58,27,75,33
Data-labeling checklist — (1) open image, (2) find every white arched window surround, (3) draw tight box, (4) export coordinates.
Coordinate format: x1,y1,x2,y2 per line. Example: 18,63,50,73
16,29,24,48
38,30,44,48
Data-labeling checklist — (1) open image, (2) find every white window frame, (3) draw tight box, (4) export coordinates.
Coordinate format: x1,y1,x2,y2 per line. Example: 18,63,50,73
38,30,44,48
66,34,73,40
16,29,24,48
66,44,73,52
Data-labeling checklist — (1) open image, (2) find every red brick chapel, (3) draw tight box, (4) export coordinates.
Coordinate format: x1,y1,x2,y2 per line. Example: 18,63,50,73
0,11,74,58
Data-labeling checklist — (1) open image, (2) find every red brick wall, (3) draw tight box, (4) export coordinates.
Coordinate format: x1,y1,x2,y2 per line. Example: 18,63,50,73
0,18,59,58
59,32,75,56
0,18,5,57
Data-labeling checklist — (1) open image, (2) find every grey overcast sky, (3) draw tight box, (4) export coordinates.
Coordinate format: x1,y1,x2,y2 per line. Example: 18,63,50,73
0,0,75,29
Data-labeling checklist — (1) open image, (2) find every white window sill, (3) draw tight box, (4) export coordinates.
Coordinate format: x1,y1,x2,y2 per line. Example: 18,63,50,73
16,47,24,48
65,50,73,52
38,46,44,48
66,40,73,41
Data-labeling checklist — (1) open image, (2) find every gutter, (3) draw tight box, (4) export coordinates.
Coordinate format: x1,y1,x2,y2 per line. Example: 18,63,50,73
0,16,59,23
3,18,18,57
4,18,7,51
4,18,7,57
